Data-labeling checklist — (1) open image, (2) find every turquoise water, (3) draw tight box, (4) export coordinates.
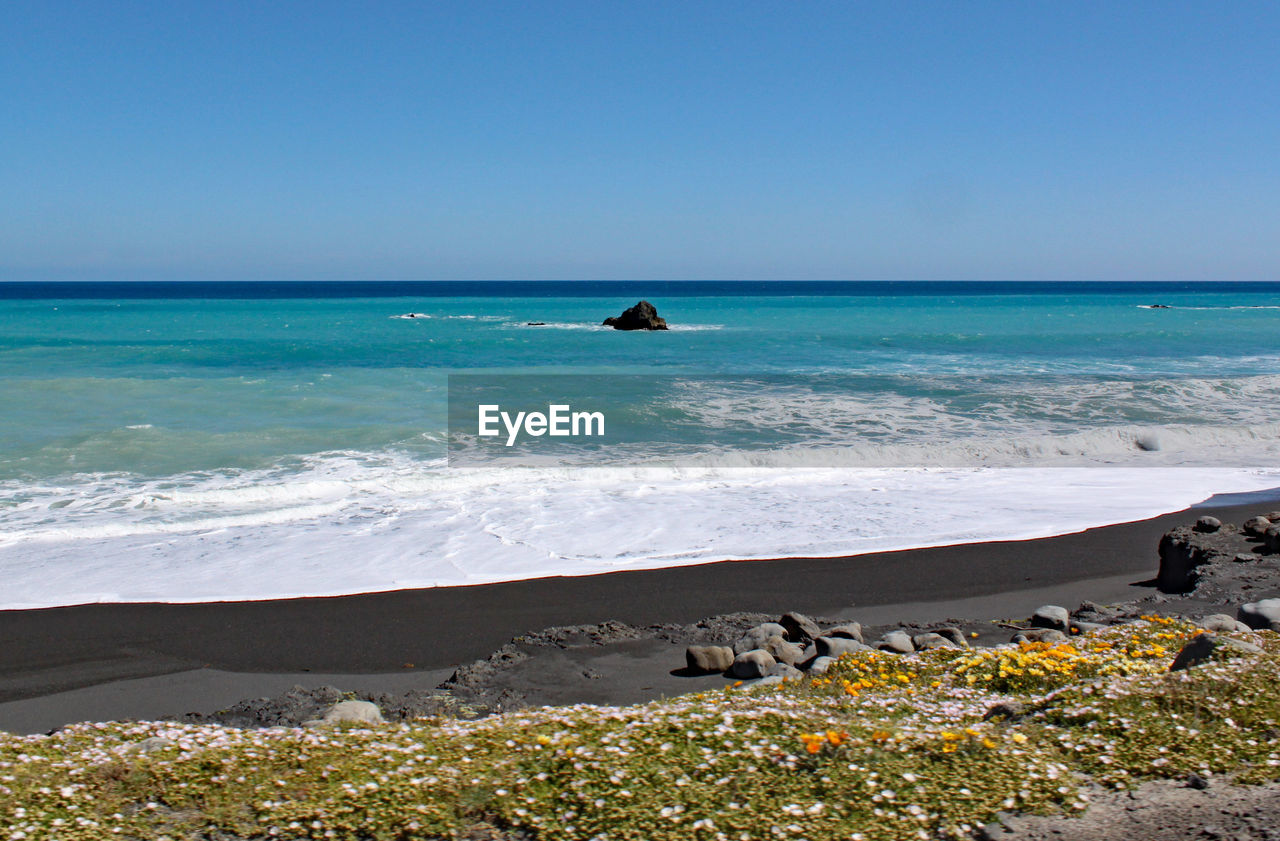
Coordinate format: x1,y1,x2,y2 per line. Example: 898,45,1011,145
5,283,1280,478
3,281,1280,607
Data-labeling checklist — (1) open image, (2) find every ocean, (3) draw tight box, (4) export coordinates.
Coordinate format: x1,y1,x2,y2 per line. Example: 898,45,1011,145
3,280,1280,609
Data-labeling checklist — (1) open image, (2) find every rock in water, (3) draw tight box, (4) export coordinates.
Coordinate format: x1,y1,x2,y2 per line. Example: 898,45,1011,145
602,300,669,330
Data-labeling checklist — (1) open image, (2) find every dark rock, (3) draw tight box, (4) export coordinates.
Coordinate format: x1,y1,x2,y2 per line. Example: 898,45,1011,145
1171,633,1263,671
1157,526,1238,593
685,645,734,674
1235,553,1262,563
730,650,776,679
1186,772,1211,790
1266,525,1280,552
779,611,822,643
1195,516,1223,533
1031,605,1071,632
983,700,1028,721
602,300,668,331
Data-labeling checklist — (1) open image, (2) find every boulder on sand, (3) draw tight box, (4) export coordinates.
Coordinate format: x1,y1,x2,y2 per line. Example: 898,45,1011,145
826,623,865,643
731,650,777,679
1031,605,1071,633
762,635,805,666
685,645,734,674
602,300,668,331
780,611,822,643
1170,633,1262,671
876,630,915,654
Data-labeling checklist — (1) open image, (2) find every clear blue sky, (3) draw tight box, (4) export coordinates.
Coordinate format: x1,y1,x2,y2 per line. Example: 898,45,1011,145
2,1,1277,281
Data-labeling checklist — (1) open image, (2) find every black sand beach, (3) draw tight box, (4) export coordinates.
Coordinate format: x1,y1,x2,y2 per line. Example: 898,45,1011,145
2,495,1278,734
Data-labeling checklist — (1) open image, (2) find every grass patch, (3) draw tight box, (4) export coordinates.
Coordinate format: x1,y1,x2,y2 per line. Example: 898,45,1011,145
2,618,1278,840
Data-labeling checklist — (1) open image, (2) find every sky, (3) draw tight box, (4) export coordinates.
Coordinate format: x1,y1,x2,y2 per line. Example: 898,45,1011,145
2,1,1278,281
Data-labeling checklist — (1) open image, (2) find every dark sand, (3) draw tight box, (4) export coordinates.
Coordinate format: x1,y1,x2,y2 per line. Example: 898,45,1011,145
2,495,1277,734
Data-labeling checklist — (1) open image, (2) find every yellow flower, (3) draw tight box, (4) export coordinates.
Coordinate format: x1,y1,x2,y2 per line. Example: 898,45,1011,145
1010,732,1028,744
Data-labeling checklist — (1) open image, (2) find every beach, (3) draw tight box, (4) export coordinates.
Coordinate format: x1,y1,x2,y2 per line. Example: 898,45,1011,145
4,491,1276,735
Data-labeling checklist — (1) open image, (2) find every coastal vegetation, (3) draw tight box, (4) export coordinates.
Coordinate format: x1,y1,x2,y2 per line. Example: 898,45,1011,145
2,617,1276,840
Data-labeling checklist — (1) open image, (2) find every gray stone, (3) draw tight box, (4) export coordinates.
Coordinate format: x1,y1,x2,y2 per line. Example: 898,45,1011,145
1170,633,1263,671
1266,525,1280,552
912,632,959,650
1012,629,1069,644
736,675,785,690
733,622,788,655
685,645,734,674
1238,599,1280,632
1194,515,1222,533
1243,516,1272,537
931,626,970,648
730,649,777,679
762,635,805,666
780,611,822,643
1070,620,1107,635
1201,614,1252,634
826,622,864,643
304,700,385,727
1235,553,1262,564
767,662,804,680
1031,605,1071,632
815,636,870,658
807,655,836,675
876,630,915,653
800,643,817,663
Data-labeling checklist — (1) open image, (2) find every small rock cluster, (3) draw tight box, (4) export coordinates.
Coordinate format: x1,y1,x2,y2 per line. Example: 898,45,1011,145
684,611,975,685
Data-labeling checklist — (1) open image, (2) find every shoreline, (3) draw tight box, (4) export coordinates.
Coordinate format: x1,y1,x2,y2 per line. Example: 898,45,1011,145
2,491,1279,734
